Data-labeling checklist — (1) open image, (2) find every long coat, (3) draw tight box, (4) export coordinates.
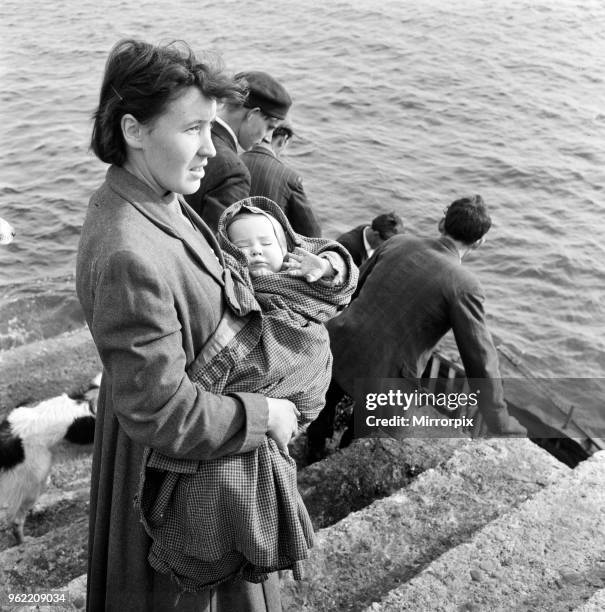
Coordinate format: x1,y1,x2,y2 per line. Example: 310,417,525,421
327,233,511,432
184,121,251,231
76,166,272,611
241,144,322,238
335,224,368,267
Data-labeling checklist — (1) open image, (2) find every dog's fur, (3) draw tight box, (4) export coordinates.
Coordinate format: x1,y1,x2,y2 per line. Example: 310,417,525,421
0,217,15,245
0,385,98,545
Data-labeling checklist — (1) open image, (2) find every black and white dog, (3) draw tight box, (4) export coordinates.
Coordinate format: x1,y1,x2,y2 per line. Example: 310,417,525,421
0,376,99,545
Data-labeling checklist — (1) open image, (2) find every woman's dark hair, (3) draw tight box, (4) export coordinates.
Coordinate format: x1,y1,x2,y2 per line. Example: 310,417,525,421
91,39,245,166
443,195,492,244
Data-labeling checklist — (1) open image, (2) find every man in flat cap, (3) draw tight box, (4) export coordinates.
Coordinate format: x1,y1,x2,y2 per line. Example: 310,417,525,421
185,71,292,231
241,122,322,237
336,211,404,267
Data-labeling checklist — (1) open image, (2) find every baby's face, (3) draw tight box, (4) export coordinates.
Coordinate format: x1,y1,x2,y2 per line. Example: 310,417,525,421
228,215,284,278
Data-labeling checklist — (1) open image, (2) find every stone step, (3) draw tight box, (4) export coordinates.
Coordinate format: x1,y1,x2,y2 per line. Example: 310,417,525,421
0,487,89,551
364,450,605,612
0,516,88,605
0,437,93,609
280,438,567,611
573,587,605,612
42,440,93,495
296,436,467,529
0,439,92,549
0,435,577,611
1,409,458,549
0,435,462,602
12,575,87,612
0,327,100,416
23,436,469,609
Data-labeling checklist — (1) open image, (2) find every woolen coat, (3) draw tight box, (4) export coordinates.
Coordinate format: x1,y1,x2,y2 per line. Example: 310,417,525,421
335,224,368,267
241,144,322,238
76,166,274,611
327,233,511,432
184,121,251,231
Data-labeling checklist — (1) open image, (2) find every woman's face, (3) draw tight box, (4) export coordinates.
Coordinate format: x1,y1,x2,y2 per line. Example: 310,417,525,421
134,87,217,196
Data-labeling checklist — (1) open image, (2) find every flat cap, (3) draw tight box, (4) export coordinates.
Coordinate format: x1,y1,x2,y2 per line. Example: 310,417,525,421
236,71,292,120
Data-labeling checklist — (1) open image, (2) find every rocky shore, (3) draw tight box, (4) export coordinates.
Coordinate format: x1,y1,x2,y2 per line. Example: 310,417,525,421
1,328,605,611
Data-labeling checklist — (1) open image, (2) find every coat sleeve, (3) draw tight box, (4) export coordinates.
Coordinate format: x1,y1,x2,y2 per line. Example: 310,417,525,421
286,176,322,238
336,228,364,268
449,281,511,433
91,248,268,461
351,239,385,299
202,161,251,231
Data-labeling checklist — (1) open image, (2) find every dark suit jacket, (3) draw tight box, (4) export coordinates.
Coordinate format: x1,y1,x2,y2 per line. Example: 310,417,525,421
185,122,251,231
241,144,321,237
76,166,267,611
336,224,369,267
327,233,511,433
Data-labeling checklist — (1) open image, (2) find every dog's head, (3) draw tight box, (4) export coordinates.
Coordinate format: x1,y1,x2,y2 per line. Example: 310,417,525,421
81,387,99,417
65,374,101,445
0,217,15,245
68,372,101,416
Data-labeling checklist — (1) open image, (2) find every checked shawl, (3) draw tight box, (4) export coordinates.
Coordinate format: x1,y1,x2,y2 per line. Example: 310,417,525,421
137,197,358,592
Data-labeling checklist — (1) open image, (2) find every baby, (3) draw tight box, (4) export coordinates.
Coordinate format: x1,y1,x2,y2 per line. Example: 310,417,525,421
139,197,358,592
227,208,335,283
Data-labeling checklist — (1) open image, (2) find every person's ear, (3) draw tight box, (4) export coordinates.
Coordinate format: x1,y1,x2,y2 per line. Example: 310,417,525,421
471,236,486,250
438,217,445,234
121,114,144,150
245,107,261,122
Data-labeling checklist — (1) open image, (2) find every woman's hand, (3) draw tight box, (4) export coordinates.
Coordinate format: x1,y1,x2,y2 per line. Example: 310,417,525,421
266,397,300,452
282,247,334,282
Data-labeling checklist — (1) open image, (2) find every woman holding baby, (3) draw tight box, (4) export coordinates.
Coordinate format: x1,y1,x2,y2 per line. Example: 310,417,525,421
76,40,303,611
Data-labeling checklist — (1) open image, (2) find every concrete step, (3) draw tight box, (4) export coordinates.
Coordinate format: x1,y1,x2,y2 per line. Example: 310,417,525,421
364,450,605,612
281,437,566,611
0,487,89,551
0,434,581,611
573,587,605,612
0,439,92,549
0,328,101,416
0,438,93,610
0,516,88,605
11,575,88,612
296,436,467,529
17,436,469,609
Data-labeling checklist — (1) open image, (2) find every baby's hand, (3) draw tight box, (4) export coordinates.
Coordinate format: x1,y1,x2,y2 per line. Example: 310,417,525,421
283,247,332,282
